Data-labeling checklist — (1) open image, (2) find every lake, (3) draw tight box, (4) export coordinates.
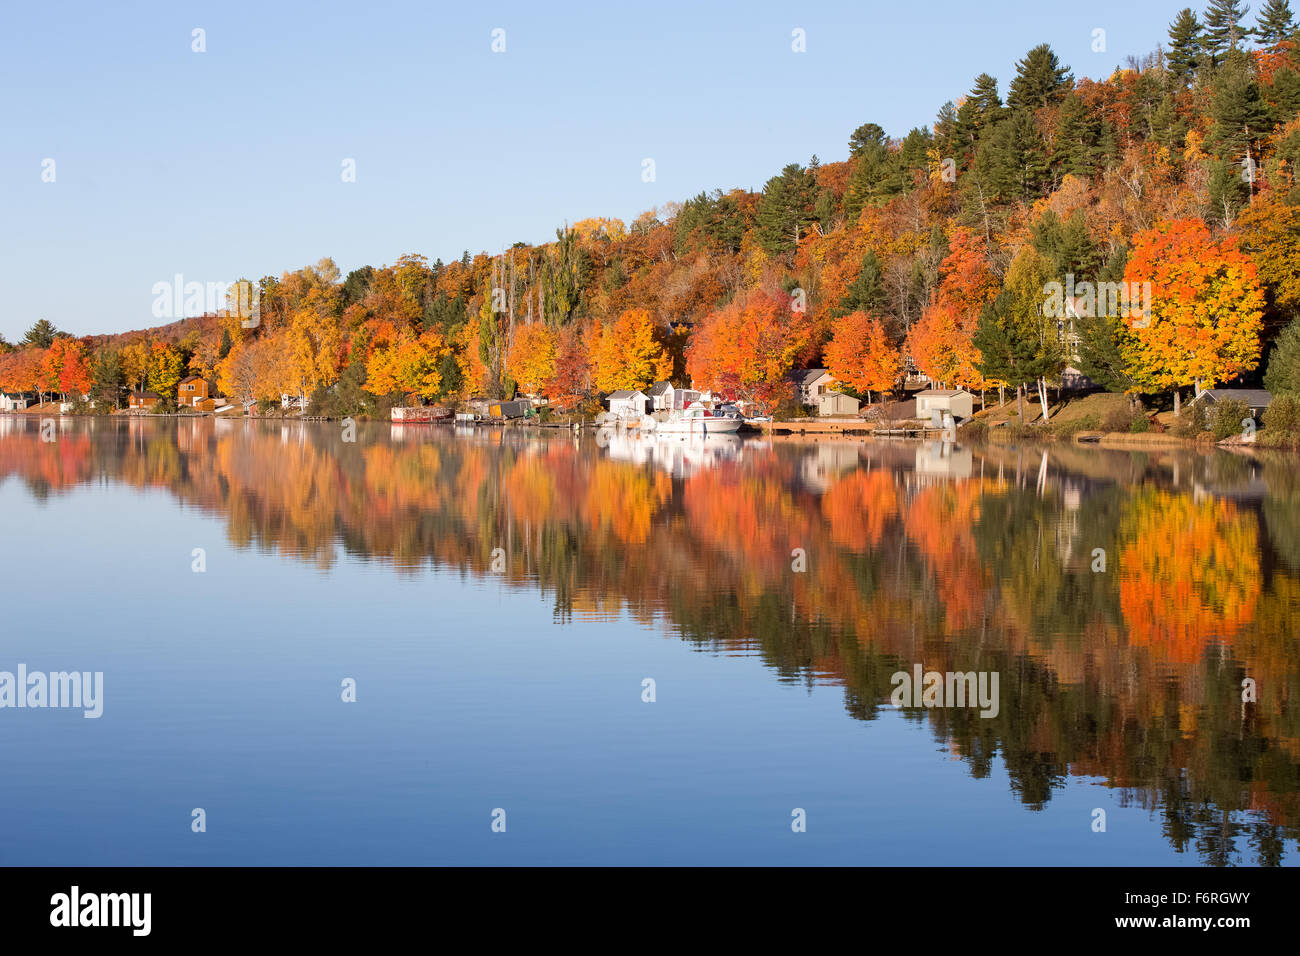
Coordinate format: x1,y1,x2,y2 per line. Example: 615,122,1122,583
0,415,1296,866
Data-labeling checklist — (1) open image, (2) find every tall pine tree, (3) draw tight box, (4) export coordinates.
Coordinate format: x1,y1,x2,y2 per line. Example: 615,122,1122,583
1007,44,1074,112
1203,0,1252,66
1256,0,1297,45
756,163,820,253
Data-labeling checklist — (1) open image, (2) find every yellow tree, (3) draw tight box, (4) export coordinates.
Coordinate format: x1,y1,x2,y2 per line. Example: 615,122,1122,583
146,342,185,400
120,340,151,392
591,308,672,393
365,330,448,401
395,330,450,401
510,323,558,396
289,306,342,408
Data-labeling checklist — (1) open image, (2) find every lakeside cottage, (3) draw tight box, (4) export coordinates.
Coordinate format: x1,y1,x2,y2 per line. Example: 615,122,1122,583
607,390,648,418
792,369,837,406
647,381,702,412
0,392,37,412
1190,388,1273,422
178,376,209,408
128,390,160,410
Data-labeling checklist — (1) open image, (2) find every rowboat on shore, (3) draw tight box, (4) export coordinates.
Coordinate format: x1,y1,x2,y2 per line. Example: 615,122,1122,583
391,405,452,423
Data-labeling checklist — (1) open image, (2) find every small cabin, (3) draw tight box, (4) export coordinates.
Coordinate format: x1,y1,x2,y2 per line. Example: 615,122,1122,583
606,390,648,419
1190,388,1273,422
916,389,974,424
818,391,861,417
129,390,160,410
0,392,37,412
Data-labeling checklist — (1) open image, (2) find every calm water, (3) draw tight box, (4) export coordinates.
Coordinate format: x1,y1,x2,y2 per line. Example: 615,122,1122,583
0,415,1297,866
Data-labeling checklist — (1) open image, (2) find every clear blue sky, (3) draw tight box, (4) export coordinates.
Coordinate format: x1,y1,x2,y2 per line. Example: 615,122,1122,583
1,0,1192,340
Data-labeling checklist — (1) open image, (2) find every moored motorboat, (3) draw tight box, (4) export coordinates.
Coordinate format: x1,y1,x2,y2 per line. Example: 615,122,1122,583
651,401,743,435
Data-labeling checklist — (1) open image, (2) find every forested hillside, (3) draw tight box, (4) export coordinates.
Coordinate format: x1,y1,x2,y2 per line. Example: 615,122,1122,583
4,0,1300,418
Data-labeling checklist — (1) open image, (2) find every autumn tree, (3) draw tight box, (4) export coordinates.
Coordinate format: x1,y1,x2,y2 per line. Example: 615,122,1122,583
1122,219,1265,413
364,329,449,401
510,323,558,396
545,325,593,412
1236,196,1300,317
590,308,672,393
687,290,814,407
120,341,151,392
147,342,185,401
824,310,900,403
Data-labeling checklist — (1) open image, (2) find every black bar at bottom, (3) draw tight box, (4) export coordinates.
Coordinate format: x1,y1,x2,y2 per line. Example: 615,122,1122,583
0,866,1287,941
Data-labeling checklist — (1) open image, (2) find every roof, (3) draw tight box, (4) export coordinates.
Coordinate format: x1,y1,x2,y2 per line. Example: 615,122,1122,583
646,381,673,397
791,368,831,387
131,390,160,398
179,375,205,385
1194,388,1273,406
607,390,646,400
917,389,970,397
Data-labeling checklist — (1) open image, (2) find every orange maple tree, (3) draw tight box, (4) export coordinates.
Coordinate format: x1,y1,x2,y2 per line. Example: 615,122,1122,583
1122,219,1265,400
824,310,900,402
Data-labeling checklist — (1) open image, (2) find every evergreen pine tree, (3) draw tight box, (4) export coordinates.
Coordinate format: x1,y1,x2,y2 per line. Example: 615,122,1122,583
1256,0,1297,45
1203,0,1252,66
1051,94,1105,178
22,318,58,349
1076,314,1136,393
837,251,886,317
843,126,901,222
1151,93,1191,151
1270,67,1300,121
1209,49,1269,164
755,163,819,253
1031,210,1101,279
1166,9,1204,86
975,111,1049,201
953,74,1004,156
1007,44,1074,112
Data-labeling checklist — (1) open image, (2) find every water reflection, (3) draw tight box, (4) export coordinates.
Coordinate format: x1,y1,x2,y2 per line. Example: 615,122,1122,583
1,416,1297,865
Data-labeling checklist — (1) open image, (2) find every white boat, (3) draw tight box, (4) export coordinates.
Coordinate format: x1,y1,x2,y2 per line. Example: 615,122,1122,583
650,402,743,435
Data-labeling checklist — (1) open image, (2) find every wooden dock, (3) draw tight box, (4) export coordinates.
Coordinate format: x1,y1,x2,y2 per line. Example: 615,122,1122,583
760,419,947,439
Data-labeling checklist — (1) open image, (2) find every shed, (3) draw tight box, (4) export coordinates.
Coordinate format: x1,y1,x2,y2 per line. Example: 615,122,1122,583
817,391,861,417
490,399,532,419
916,389,974,423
